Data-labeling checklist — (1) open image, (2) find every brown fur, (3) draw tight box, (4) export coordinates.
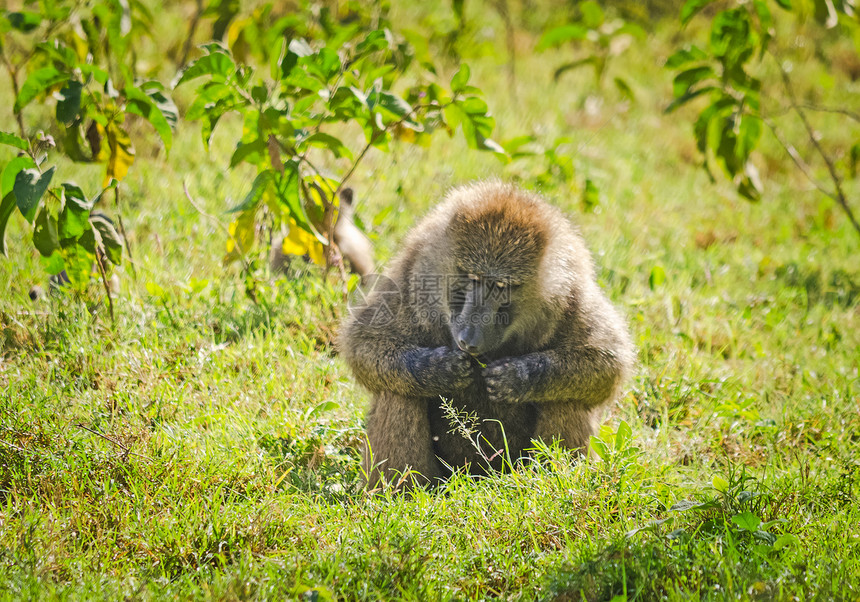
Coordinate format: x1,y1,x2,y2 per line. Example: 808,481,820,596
339,181,635,489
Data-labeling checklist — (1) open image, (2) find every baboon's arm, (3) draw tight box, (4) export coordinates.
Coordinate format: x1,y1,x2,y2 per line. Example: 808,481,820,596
483,345,627,407
341,327,473,397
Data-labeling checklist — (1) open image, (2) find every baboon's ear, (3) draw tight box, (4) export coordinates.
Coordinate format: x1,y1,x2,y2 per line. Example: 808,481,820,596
340,188,354,206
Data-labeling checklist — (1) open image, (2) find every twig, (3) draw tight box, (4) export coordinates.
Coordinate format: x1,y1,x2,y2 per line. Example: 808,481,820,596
776,60,860,239
0,47,27,139
113,187,136,279
75,423,152,462
179,0,204,67
799,104,860,123
763,118,834,199
0,438,34,455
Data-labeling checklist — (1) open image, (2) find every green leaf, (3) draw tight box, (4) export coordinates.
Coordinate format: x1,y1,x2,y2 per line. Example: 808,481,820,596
773,534,799,550
664,85,716,113
62,243,95,286
41,250,66,276
90,213,123,264
58,187,92,242
649,265,666,290
501,135,537,158
536,25,588,51
56,80,83,125
710,9,754,62
280,164,326,245
307,401,339,419
15,67,70,113
7,11,41,32
173,51,236,87
590,435,610,461
681,0,715,25
228,170,273,213
673,66,716,97
33,207,60,257
736,114,762,162
301,132,354,159
280,39,313,79
0,193,16,256
1,156,36,199
62,182,92,207
458,96,489,115
580,0,604,28
712,475,730,492
14,166,56,223
451,64,470,93
665,45,708,69
731,512,762,532
614,77,635,102
775,0,792,9
125,84,173,153
614,420,632,450
230,138,267,168
0,132,28,151
582,178,599,212
143,86,179,130
309,47,341,83
376,91,413,119
355,30,389,56
693,96,734,153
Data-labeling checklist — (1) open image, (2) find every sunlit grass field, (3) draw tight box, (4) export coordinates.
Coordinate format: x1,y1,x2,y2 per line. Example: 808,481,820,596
1,4,858,600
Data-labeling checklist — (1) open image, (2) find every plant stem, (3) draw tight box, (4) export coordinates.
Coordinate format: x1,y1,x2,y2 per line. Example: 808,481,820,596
777,61,860,239
0,48,27,139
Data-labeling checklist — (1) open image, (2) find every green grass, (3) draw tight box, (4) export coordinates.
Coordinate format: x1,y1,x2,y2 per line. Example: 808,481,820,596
2,6,859,601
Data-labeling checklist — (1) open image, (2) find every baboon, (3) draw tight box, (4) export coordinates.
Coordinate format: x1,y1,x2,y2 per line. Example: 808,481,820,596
270,187,375,277
339,181,635,489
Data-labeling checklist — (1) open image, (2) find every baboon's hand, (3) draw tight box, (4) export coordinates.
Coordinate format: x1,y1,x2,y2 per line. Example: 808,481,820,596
483,358,532,404
405,346,474,394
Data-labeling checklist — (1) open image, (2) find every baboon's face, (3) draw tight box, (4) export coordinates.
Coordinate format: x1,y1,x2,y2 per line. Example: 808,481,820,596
444,204,547,358
448,270,522,357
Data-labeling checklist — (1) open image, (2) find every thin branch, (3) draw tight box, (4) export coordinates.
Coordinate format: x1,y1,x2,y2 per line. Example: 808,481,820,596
178,0,204,67
776,60,860,239
0,48,27,139
763,118,836,201
75,423,152,462
798,103,860,123
113,186,136,279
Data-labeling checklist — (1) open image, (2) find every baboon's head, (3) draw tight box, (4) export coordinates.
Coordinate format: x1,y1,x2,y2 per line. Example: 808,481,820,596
444,189,548,358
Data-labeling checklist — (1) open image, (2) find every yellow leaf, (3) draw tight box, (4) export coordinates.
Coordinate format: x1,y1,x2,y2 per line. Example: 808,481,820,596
103,123,135,187
224,210,257,263
281,219,325,266
227,17,252,63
